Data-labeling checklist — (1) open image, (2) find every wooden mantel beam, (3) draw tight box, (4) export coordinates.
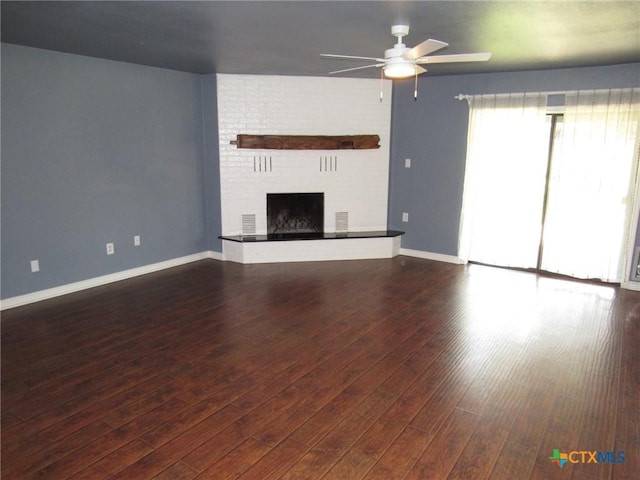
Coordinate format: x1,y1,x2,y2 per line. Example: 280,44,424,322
230,134,380,150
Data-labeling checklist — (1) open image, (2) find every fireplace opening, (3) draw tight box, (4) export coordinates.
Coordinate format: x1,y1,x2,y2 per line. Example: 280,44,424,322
267,193,324,236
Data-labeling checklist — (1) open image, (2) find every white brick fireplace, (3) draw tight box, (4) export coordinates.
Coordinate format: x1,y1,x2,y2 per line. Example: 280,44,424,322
217,74,398,263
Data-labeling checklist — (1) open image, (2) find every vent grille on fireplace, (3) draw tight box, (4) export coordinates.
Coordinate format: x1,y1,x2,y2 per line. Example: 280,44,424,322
241,214,256,235
336,212,349,232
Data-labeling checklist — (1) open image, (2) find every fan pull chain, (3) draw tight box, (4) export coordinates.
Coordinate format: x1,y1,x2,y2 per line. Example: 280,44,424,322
380,68,384,102
414,70,418,101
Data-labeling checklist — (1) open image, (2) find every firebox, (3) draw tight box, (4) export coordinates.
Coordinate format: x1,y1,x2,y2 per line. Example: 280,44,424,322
267,193,324,235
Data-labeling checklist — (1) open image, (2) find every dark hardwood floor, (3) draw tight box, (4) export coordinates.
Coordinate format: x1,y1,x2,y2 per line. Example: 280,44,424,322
1,256,639,479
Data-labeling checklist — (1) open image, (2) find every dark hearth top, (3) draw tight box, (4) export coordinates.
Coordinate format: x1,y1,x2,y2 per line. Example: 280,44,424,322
219,230,404,243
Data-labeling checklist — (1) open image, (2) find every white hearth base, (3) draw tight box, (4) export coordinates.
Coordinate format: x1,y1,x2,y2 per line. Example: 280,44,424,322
222,236,401,264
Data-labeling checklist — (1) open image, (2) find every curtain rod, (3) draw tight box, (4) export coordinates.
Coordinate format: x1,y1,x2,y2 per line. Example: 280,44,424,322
454,91,570,101
454,87,638,101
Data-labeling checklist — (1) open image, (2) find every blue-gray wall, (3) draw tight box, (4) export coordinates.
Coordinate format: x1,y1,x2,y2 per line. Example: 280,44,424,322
388,63,640,264
1,44,219,299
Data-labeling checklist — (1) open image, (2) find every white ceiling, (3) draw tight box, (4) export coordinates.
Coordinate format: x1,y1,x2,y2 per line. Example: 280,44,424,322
2,1,639,78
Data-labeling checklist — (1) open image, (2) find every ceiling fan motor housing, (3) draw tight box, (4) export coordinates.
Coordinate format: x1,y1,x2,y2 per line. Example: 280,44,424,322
385,46,409,59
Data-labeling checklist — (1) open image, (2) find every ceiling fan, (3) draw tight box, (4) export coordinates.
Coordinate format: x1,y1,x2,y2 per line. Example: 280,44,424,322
321,25,491,79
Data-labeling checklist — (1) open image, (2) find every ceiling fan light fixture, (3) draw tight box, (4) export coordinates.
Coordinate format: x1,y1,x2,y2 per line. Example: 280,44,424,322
384,63,416,79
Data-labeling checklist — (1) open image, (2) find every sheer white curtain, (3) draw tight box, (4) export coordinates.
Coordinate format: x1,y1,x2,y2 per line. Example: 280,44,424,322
458,93,550,268
540,88,640,282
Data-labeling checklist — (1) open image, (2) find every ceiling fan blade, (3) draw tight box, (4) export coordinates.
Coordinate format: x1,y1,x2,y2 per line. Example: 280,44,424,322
415,66,427,75
321,53,385,62
416,52,492,64
329,63,384,74
403,39,448,60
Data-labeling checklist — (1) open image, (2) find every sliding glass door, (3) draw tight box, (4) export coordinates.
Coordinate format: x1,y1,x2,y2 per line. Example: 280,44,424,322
459,89,640,283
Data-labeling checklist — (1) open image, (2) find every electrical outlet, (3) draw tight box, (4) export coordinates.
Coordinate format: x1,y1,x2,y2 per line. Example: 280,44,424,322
30,260,40,272
405,158,411,168
402,212,409,222
134,235,141,246
106,243,115,255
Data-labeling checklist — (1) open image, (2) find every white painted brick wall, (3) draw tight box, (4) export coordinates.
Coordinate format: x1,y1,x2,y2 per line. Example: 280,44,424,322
217,74,392,235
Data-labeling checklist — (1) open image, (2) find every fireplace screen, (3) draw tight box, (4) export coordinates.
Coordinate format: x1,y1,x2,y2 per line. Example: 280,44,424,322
267,193,324,234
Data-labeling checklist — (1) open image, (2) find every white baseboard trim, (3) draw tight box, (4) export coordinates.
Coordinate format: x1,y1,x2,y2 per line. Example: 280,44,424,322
205,250,225,261
1,248,465,310
1,251,223,311
399,248,466,265
621,280,640,291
